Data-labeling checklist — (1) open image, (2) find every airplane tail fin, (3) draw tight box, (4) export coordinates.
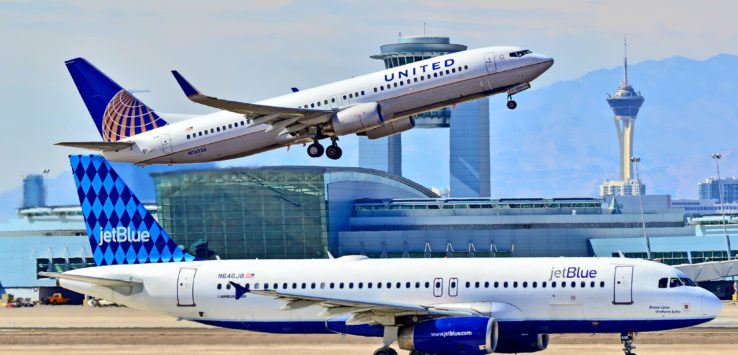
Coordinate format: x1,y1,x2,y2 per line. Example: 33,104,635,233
65,58,168,142
70,155,196,266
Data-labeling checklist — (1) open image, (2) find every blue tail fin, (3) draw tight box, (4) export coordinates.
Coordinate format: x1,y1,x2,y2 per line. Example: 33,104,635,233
65,58,168,142
70,155,196,266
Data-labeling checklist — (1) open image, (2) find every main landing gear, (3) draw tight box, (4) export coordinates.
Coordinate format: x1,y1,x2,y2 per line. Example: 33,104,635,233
620,331,637,355
372,347,397,355
306,137,342,160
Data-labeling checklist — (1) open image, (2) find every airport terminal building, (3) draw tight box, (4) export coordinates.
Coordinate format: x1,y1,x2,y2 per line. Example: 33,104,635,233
2,166,736,300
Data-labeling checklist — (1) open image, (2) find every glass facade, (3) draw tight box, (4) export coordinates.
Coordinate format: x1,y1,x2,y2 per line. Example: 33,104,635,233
153,169,329,260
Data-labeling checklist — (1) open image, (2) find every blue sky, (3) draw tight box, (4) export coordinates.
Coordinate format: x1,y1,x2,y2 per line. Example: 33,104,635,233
1,0,737,196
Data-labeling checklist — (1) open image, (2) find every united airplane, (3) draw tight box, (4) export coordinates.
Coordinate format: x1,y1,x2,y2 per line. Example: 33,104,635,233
58,47,553,163
40,155,723,355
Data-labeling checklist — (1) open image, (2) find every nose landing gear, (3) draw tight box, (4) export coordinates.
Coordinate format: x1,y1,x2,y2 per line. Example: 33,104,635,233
620,331,637,355
506,97,517,110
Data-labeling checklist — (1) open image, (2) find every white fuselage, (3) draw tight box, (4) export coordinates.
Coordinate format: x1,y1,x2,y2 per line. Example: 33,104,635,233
102,47,552,164
59,257,721,336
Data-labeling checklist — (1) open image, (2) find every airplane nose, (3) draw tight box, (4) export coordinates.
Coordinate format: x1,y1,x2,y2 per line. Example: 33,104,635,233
702,292,723,319
533,54,554,71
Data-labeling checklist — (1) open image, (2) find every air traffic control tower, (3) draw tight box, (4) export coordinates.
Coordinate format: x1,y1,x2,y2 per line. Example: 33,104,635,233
599,43,646,197
363,36,490,197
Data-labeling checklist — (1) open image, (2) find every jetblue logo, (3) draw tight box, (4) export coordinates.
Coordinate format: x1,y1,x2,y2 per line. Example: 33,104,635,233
98,226,151,246
548,267,598,281
384,59,456,82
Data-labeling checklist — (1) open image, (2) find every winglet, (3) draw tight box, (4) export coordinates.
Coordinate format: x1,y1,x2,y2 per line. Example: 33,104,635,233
171,70,200,97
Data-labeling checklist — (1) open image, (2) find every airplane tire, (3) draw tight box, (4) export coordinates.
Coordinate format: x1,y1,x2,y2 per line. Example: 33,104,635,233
507,100,517,110
307,142,324,158
326,145,342,160
373,348,397,355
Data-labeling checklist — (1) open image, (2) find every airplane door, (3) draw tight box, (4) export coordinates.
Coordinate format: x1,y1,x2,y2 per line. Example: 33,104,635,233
449,277,459,297
433,278,443,297
160,134,173,154
329,95,339,109
177,268,197,307
613,266,634,304
484,52,498,73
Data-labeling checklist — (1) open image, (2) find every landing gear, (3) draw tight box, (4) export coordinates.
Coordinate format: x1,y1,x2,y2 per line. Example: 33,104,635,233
506,96,518,110
307,140,324,158
372,347,398,355
326,138,343,160
620,331,637,355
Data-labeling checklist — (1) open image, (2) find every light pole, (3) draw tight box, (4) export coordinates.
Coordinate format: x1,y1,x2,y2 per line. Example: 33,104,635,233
631,157,651,259
712,153,732,259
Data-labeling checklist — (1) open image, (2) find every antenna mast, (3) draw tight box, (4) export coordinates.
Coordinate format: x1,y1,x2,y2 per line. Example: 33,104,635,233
624,35,629,86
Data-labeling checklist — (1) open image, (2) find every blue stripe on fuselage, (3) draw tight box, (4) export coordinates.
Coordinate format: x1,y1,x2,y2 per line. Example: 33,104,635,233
194,317,713,337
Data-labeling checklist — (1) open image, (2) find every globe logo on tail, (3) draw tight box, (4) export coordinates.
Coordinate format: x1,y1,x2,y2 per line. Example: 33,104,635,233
102,90,166,142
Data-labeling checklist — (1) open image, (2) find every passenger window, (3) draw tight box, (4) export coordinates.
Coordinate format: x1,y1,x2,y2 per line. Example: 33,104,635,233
292,283,297,289
343,95,347,99
552,281,557,288
329,282,335,289
222,126,226,130
310,282,316,289
465,281,471,288
282,283,287,289
580,281,586,288
317,102,321,107
503,282,508,288
340,282,345,289
331,98,336,102
446,70,450,74
241,121,245,126
600,281,605,288
420,76,424,81
311,103,315,108
377,282,382,289
368,282,373,289
399,81,404,86
217,283,222,290
349,94,353,98
415,282,420,288
590,281,595,288
452,68,456,73
475,282,480,288
494,282,499,288
358,282,363,289
210,129,214,133
273,283,278,289
216,127,220,132
464,65,469,70
513,282,518,288
361,91,365,95
204,131,208,135
484,282,489,288
324,100,328,104
301,283,306,289
396,282,401,289
425,281,430,288
349,282,354,289
394,83,398,87
414,78,418,82
387,282,392,289
571,281,576,288
405,282,411,288
542,281,547,288
523,282,528,288
374,88,377,92
532,282,537,288
186,134,190,139
406,80,410,84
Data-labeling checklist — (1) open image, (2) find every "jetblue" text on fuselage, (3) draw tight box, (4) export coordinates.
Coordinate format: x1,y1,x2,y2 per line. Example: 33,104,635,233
548,266,598,281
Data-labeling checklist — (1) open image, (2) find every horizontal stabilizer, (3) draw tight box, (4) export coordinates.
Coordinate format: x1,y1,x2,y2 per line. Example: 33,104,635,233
38,272,141,287
56,141,134,152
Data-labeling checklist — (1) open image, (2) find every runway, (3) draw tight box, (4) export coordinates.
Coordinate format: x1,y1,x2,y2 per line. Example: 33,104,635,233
2,303,738,354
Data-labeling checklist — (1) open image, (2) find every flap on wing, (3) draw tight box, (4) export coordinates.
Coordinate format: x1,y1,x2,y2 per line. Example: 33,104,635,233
170,70,332,121
56,141,135,152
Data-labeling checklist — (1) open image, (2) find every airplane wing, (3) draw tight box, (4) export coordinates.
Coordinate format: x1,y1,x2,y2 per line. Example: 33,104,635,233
39,271,143,295
171,71,333,136
56,141,135,152
241,285,478,326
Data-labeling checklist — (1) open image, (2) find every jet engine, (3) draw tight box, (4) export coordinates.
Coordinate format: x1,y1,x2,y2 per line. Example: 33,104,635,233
330,102,385,135
359,117,415,139
493,334,549,353
398,316,498,355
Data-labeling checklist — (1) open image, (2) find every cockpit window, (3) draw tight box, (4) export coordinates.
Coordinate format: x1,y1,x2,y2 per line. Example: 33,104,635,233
680,277,697,287
669,277,682,288
658,278,668,288
509,50,533,58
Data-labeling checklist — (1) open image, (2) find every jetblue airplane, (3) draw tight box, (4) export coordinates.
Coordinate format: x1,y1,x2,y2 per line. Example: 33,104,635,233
58,47,553,163
41,155,721,355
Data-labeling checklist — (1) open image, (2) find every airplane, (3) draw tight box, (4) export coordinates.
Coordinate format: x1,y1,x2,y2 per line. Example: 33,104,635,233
39,154,722,355
58,46,553,164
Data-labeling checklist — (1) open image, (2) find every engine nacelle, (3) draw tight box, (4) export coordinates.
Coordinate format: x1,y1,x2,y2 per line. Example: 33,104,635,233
493,334,549,353
360,117,415,139
398,316,498,355
330,102,385,135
